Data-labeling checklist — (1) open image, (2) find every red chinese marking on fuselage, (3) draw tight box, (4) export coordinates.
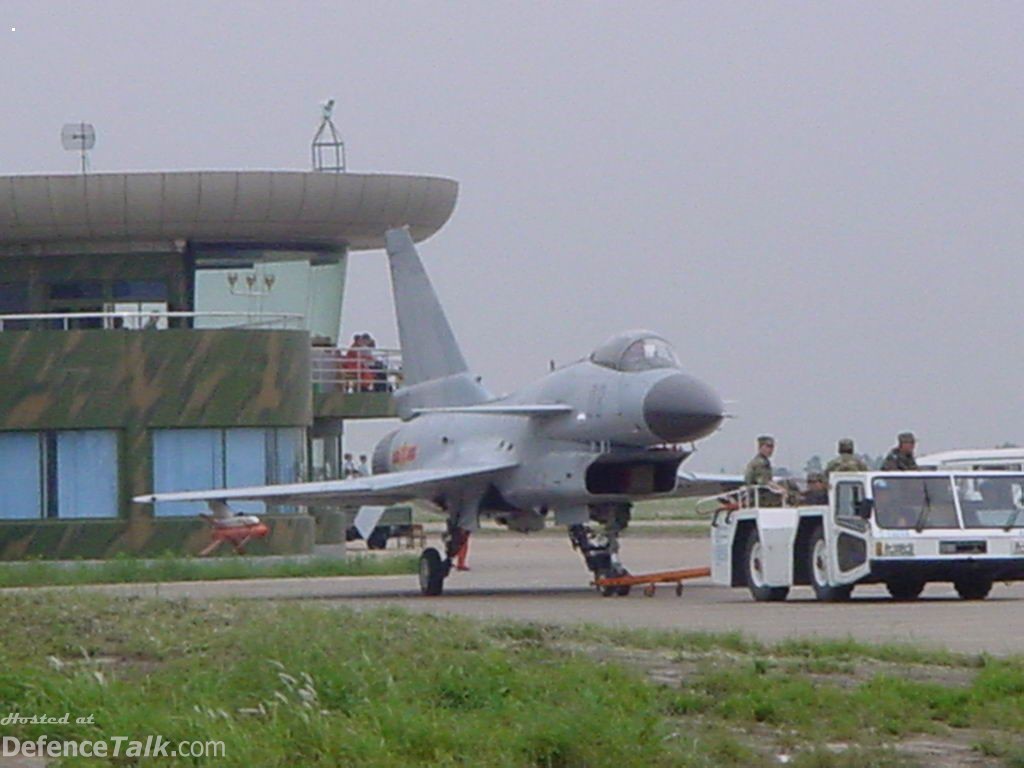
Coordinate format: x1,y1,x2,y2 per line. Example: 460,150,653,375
391,443,418,467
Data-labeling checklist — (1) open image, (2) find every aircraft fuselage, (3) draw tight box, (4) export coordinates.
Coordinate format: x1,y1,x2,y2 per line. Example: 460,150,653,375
372,358,723,523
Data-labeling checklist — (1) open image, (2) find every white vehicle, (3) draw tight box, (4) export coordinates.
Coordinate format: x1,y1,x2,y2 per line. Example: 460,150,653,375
705,471,1024,602
917,448,1024,471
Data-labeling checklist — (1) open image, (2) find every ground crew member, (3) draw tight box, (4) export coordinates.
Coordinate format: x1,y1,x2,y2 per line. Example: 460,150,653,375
881,432,918,471
745,435,782,506
454,531,471,571
802,472,828,504
744,435,775,485
825,438,868,479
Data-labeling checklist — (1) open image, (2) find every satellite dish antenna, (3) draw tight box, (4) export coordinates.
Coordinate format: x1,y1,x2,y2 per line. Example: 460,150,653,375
61,122,96,174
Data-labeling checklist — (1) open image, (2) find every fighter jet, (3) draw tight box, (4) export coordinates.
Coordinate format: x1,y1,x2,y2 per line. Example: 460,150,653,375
135,228,725,595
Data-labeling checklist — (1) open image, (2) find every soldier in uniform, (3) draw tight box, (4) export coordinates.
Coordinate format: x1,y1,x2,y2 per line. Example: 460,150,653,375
744,435,781,506
825,438,868,479
744,435,775,485
802,471,829,504
881,432,918,471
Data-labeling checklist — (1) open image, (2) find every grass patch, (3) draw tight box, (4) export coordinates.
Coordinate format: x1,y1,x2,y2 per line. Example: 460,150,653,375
0,553,417,588
487,620,988,668
0,593,717,767
2,594,1023,766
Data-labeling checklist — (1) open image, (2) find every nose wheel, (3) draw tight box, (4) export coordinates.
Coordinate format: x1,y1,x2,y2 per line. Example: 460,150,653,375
597,566,632,597
570,521,632,597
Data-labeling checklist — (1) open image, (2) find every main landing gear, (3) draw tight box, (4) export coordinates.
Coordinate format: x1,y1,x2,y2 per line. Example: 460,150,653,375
417,523,471,596
569,503,633,597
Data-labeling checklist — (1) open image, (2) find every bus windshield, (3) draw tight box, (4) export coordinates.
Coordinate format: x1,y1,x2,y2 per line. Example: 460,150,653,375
954,474,1024,529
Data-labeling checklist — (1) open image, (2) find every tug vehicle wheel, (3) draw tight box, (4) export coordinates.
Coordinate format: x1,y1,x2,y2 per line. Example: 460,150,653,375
366,526,390,550
885,577,925,601
743,533,789,602
953,576,992,601
418,548,446,596
807,525,853,602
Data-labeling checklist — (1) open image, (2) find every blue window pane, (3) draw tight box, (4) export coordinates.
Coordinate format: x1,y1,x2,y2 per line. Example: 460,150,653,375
225,429,267,514
113,280,168,301
0,433,41,519
0,283,29,312
49,281,103,300
274,428,304,484
153,429,223,517
57,431,118,518
272,428,304,514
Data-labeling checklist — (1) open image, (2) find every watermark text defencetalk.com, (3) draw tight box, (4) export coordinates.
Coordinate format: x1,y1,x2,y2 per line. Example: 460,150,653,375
3,735,226,759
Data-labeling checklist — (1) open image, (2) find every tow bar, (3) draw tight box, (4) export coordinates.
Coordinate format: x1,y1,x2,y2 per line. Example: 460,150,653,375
593,566,711,597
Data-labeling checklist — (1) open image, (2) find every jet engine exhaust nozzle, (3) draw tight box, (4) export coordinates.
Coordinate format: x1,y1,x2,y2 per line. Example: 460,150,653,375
642,373,725,443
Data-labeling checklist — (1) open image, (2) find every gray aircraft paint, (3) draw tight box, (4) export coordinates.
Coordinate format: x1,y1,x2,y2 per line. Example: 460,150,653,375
386,228,491,418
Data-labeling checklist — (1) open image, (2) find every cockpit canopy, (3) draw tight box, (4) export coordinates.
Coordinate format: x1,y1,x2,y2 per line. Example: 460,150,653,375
590,331,681,373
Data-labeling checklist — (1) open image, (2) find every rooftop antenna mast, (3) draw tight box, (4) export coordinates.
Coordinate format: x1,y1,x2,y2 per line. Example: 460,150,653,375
311,99,346,172
61,122,96,174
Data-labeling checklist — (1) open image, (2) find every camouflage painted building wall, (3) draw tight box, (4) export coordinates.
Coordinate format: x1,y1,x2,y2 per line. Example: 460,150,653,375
0,327,313,558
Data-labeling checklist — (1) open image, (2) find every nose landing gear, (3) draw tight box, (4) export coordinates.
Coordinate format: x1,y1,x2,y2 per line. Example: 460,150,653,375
569,503,633,597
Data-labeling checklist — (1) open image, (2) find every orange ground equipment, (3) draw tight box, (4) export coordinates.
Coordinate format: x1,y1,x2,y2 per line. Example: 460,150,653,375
198,516,270,556
593,566,711,597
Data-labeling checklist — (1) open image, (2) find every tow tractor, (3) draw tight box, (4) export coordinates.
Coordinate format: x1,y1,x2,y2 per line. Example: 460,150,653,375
703,471,1024,601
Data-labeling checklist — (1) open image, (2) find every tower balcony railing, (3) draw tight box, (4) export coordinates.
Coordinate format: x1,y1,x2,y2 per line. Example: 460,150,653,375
311,346,403,394
0,310,305,331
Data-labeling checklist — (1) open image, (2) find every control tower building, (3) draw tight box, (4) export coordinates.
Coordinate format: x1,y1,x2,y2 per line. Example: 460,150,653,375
0,169,457,558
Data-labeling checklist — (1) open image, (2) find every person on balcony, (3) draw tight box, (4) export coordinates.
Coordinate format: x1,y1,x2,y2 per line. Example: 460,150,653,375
342,333,371,392
342,453,357,478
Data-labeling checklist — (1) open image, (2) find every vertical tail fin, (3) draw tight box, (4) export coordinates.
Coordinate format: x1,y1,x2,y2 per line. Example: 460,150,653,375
385,227,490,415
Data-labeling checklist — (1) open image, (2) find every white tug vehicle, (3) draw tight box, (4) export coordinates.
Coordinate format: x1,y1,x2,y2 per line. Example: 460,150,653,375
706,470,1024,602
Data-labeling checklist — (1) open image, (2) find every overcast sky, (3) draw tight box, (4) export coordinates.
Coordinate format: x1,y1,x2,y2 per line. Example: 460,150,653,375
3,2,1023,472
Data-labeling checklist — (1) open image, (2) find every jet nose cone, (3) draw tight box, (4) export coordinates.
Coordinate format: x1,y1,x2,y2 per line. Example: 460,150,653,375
643,373,725,442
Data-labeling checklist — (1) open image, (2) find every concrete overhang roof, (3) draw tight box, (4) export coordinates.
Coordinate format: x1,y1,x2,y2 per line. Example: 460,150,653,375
0,171,458,251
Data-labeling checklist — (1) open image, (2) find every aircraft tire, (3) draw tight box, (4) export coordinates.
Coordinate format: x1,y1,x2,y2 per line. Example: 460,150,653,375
807,525,853,602
885,578,925,601
597,569,631,597
418,548,446,596
743,532,789,602
953,576,992,601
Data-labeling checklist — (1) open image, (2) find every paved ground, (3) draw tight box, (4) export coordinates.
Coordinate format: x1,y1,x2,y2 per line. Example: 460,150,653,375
50,534,1024,655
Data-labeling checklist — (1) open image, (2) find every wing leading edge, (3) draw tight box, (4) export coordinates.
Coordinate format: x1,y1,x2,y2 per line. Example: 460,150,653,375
133,462,518,508
411,404,573,417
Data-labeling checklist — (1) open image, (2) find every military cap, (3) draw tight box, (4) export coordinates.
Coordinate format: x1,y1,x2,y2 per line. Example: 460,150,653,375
838,438,855,453
806,471,825,483
757,435,774,446
898,432,916,443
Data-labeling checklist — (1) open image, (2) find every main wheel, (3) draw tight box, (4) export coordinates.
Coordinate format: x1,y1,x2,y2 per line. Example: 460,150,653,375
807,525,853,602
743,532,789,602
886,577,925,601
954,576,993,600
418,548,447,596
